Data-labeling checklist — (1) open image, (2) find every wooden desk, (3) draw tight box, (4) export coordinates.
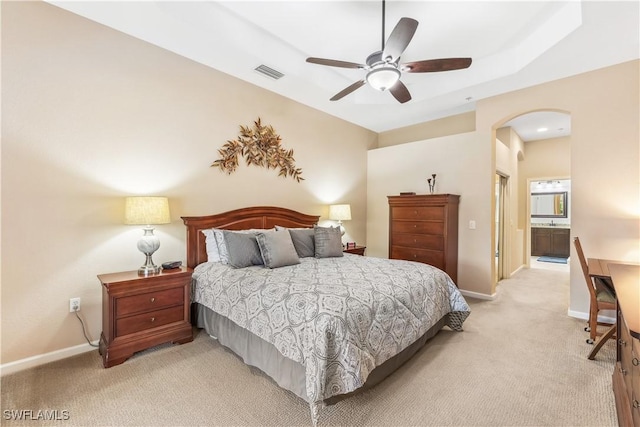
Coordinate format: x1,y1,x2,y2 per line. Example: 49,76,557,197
608,263,640,427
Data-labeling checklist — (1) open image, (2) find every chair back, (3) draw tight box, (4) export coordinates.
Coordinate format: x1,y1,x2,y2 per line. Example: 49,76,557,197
573,237,598,301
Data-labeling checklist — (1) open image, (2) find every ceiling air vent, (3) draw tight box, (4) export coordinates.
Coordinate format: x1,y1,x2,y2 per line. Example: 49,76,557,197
254,64,284,80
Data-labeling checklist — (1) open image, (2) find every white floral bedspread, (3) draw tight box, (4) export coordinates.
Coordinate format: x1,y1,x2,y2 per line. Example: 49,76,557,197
192,254,470,405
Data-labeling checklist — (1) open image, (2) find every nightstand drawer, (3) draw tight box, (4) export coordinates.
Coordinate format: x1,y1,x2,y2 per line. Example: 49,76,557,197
391,206,444,220
116,287,184,318
115,305,184,337
392,221,444,235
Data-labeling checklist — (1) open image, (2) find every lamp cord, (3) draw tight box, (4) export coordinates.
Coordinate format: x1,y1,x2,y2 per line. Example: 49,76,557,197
74,310,99,348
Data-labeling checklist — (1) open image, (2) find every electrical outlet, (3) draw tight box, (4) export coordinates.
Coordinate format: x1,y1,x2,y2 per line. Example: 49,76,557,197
69,297,81,312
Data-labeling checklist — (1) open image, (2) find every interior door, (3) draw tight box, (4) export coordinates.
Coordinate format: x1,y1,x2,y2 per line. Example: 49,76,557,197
496,173,509,281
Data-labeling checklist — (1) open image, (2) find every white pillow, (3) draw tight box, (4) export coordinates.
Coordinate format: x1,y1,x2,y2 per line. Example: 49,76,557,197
201,229,221,263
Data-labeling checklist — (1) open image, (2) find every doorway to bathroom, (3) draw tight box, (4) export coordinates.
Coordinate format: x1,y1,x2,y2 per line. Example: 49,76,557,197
529,178,571,272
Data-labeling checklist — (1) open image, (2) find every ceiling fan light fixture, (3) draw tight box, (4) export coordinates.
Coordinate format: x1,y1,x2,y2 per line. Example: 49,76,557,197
366,67,400,91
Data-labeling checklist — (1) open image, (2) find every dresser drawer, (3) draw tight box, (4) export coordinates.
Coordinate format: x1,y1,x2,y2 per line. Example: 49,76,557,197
391,233,444,250
115,305,184,337
392,221,444,235
619,321,634,394
390,246,444,269
632,388,640,427
632,337,640,410
391,206,444,221
116,287,184,318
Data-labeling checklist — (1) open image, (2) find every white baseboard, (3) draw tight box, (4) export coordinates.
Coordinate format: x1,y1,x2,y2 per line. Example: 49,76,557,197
510,265,525,276
1,341,99,377
459,289,496,300
567,309,616,325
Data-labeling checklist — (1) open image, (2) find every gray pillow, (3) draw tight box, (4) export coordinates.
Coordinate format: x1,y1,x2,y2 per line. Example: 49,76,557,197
222,230,263,268
276,225,315,258
314,226,344,258
256,229,300,268
216,228,270,264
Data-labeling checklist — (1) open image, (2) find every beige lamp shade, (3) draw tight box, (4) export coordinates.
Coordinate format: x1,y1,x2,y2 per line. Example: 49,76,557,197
329,204,352,221
124,197,171,225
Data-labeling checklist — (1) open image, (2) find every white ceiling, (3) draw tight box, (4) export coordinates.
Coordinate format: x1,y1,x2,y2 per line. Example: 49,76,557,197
49,1,639,138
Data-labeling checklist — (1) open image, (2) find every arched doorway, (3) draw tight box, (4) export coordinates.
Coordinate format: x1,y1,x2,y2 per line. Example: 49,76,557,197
492,110,571,287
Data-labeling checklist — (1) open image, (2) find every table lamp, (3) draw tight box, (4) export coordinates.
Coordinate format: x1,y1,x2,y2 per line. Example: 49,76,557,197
124,196,170,275
329,204,351,236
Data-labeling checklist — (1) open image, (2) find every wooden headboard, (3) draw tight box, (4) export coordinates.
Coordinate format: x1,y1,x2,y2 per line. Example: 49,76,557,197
181,206,320,268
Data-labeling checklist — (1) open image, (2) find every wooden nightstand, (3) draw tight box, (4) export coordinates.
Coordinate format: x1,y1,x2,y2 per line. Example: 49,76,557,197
98,267,193,368
344,245,366,256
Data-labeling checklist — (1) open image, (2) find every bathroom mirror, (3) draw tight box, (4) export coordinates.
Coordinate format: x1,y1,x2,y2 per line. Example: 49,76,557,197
531,192,568,218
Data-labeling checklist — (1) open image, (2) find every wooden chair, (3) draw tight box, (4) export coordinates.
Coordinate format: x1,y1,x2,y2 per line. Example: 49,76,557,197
573,237,616,344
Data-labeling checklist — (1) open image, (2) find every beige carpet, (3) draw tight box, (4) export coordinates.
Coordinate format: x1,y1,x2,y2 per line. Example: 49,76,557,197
2,267,617,426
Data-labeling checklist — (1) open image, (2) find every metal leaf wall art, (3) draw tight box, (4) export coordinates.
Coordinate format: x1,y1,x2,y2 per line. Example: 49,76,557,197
212,118,304,182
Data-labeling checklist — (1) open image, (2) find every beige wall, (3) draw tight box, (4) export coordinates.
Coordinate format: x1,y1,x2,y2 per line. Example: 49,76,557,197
477,61,639,316
495,127,525,277
1,2,376,365
368,61,639,305
377,111,476,148
367,132,491,297
3,1,639,369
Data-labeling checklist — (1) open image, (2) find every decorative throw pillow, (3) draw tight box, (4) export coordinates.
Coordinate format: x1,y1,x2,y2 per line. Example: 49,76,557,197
256,229,300,268
314,226,344,258
222,230,263,268
201,229,221,263
215,228,270,264
275,225,315,258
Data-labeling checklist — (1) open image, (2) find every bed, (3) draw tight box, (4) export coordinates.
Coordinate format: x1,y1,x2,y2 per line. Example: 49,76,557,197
182,206,470,425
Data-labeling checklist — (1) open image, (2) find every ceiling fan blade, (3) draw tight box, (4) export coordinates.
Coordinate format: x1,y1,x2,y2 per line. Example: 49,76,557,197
389,80,411,104
382,18,419,63
306,57,365,69
330,80,367,101
402,58,472,73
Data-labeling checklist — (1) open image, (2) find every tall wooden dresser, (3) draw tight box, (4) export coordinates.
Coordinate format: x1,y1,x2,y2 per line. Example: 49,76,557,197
388,194,459,283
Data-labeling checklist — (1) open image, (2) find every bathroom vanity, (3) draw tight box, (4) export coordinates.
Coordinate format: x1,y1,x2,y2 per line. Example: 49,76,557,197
531,225,571,257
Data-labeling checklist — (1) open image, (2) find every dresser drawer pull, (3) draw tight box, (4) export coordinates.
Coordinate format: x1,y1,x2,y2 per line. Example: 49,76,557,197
413,254,417,258
618,338,626,347
413,225,417,228
619,366,627,376
633,358,639,366
150,317,155,323
150,297,156,303
634,400,640,409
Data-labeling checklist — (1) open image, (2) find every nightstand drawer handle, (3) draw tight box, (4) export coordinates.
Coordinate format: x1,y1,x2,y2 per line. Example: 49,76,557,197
619,338,626,347
633,358,639,366
619,366,627,376
413,225,417,228
150,317,155,323
634,400,640,409
150,297,156,303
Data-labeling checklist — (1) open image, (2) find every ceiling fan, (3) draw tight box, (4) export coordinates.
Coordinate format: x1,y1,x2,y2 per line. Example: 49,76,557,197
306,1,472,104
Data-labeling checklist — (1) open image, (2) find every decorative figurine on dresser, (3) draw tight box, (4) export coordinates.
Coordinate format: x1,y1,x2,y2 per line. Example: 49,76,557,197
98,267,193,368
387,194,459,283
